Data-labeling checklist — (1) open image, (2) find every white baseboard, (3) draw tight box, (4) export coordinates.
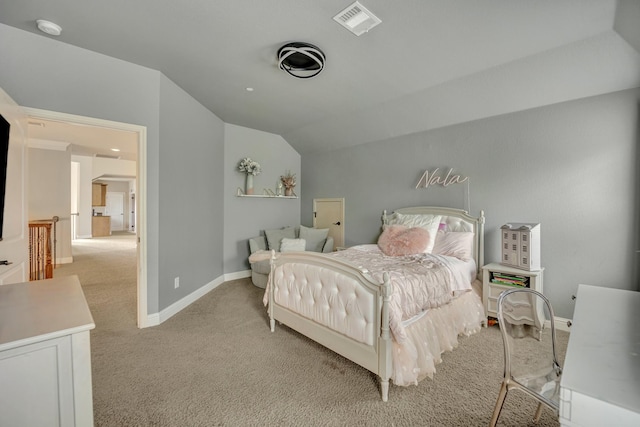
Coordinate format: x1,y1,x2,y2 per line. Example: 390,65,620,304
143,271,253,327
157,275,226,324
142,313,160,328
555,316,572,332
225,270,251,281
545,316,572,333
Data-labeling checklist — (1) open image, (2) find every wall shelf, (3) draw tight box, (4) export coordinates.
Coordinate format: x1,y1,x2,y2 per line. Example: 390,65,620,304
236,188,297,198
236,194,297,199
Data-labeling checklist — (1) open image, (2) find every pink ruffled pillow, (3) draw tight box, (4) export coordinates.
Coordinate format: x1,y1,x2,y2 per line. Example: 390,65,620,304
377,225,431,257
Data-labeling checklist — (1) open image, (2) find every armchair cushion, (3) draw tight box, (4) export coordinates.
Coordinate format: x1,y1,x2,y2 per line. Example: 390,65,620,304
299,225,329,252
280,238,306,252
264,227,296,252
322,236,334,253
248,228,334,288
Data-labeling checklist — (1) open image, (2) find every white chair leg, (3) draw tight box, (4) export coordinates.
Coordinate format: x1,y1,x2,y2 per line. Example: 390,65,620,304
533,402,543,423
380,378,389,402
270,318,275,332
490,382,509,427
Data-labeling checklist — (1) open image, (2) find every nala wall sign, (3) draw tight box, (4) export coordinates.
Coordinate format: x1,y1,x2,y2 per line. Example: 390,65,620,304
415,168,468,189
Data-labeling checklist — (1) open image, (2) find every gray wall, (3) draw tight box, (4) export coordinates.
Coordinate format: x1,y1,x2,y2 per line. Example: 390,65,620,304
0,23,162,313
158,74,225,309
302,88,640,319
28,147,72,263
223,123,301,273
4,23,639,322
0,24,229,314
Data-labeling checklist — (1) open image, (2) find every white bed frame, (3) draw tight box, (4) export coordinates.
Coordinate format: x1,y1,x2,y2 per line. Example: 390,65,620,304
267,206,485,401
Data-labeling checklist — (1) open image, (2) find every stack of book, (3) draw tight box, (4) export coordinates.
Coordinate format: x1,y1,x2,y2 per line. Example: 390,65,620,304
490,272,529,287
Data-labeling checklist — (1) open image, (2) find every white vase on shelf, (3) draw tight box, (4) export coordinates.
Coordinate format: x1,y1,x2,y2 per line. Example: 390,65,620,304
246,174,254,195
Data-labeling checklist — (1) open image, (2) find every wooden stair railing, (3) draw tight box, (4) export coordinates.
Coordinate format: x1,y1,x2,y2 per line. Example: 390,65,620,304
28,216,59,281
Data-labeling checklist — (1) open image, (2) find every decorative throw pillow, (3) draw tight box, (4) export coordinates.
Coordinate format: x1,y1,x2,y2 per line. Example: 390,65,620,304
431,231,474,260
264,227,296,251
280,238,306,252
377,225,431,257
299,225,329,252
386,213,441,253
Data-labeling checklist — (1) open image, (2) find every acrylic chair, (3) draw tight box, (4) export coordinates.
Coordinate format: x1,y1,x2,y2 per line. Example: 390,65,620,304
489,288,562,427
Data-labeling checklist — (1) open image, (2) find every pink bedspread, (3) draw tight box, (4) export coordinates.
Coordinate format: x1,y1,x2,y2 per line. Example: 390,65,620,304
328,244,475,343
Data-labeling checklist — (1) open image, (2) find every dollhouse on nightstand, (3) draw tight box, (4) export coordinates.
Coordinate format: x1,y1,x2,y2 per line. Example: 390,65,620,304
500,223,541,271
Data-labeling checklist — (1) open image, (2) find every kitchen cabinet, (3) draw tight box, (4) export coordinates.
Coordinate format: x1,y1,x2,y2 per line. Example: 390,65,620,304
92,216,111,237
92,183,107,206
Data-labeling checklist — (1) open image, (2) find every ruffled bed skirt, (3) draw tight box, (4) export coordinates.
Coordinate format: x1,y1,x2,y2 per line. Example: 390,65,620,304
391,282,485,386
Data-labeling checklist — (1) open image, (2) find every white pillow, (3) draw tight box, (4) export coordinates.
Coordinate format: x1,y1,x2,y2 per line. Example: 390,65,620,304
432,231,474,260
264,227,296,251
387,213,441,253
280,238,306,252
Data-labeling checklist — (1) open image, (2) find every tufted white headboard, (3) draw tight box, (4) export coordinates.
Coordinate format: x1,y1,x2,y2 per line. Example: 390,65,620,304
382,206,485,278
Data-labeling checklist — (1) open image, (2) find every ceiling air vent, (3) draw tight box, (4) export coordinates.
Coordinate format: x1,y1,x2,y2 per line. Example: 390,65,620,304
333,1,381,36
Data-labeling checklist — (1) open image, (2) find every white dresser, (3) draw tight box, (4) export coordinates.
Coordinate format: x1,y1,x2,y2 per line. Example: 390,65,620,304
559,284,640,426
0,275,95,427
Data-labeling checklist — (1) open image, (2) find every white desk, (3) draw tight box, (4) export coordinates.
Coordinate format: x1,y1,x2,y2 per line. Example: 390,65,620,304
0,275,95,427
559,284,640,426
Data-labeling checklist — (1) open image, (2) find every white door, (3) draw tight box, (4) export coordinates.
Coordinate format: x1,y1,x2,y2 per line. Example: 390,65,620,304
0,88,28,284
106,192,125,231
313,198,345,249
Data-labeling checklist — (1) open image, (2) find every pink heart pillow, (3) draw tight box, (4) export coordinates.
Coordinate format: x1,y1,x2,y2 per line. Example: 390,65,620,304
378,225,431,256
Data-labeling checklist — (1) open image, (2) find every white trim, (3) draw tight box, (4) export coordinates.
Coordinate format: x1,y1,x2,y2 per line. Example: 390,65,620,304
554,316,572,332
225,270,251,281
142,313,160,328
23,107,148,329
142,272,251,327
157,275,226,324
56,257,74,265
545,316,572,333
28,139,70,151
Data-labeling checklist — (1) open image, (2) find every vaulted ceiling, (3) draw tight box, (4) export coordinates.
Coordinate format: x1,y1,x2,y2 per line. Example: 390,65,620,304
2,0,639,156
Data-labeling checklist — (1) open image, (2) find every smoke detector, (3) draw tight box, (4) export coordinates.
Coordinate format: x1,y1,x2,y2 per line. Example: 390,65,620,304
36,19,62,36
277,42,326,79
333,2,381,36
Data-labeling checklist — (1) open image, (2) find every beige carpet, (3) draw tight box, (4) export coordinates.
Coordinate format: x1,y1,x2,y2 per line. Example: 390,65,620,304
55,234,568,426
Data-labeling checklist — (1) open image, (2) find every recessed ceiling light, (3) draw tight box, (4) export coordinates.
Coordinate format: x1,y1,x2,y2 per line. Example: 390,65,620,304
111,148,120,152
36,19,62,36
246,87,254,92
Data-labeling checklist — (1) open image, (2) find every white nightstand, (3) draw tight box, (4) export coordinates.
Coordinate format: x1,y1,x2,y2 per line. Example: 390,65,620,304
482,262,544,327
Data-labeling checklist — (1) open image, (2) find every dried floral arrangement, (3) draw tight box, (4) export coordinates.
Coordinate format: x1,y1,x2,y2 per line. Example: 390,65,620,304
238,157,261,176
280,171,296,189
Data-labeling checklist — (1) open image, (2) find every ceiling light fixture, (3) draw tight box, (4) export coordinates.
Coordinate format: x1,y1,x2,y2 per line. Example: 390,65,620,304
277,42,326,79
36,19,62,36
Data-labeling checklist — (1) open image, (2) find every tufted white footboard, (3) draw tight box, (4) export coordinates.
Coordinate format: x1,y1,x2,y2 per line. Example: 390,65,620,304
268,251,393,401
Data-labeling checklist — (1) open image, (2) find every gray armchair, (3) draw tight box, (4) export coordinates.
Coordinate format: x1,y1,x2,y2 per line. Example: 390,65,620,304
248,226,334,288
